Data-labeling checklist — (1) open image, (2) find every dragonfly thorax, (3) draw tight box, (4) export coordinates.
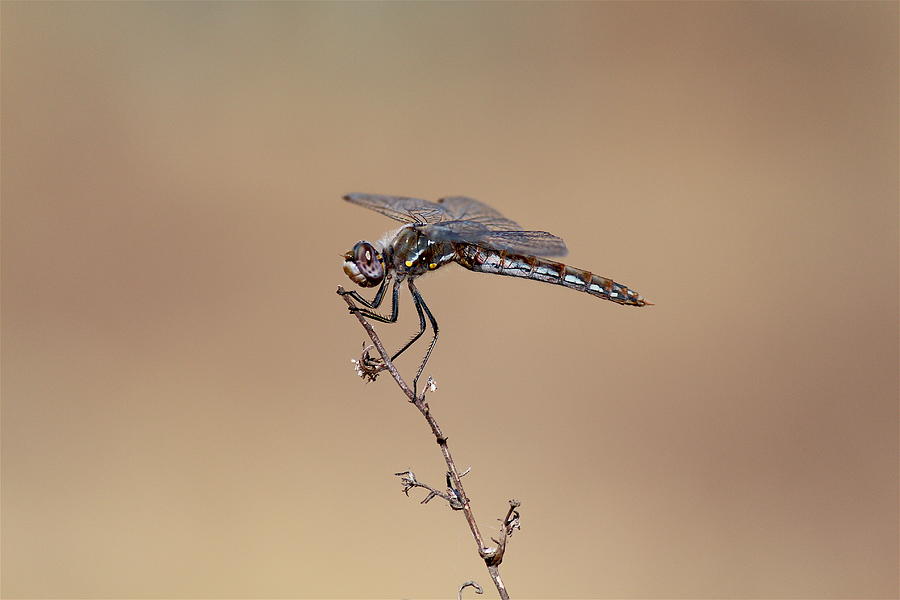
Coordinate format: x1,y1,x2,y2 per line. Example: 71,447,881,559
391,227,455,275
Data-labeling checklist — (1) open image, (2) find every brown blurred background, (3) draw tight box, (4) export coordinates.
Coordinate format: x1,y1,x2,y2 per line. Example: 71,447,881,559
2,2,897,598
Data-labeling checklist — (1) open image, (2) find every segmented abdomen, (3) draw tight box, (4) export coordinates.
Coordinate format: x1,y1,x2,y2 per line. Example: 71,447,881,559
454,244,648,307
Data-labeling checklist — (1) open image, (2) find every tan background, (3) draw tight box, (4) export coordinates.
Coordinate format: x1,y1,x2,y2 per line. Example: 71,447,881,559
2,2,897,598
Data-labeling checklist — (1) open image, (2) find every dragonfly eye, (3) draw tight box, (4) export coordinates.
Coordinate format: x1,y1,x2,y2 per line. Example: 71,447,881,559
344,241,384,287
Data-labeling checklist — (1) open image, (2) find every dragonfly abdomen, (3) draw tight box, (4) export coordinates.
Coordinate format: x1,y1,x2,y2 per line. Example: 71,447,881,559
454,244,648,307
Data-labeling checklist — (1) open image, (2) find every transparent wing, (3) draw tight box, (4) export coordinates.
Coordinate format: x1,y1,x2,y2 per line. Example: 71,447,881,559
435,196,521,230
343,193,451,224
345,193,566,255
422,221,569,257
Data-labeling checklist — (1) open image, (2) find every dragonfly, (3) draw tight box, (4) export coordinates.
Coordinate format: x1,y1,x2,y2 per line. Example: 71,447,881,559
340,193,649,395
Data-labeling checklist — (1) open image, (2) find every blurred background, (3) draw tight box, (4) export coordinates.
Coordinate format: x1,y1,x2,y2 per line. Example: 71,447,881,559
2,2,897,598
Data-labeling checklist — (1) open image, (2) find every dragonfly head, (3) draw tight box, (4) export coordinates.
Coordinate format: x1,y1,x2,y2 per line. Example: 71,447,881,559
343,241,385,288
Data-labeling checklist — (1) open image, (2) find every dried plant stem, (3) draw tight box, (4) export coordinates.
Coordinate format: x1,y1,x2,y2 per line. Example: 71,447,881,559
338,286,514,599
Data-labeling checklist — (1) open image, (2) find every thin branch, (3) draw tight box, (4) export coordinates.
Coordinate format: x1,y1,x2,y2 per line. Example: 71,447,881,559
486,500,521,567
458,580,484,600
338,286,518,599
394,469,463,509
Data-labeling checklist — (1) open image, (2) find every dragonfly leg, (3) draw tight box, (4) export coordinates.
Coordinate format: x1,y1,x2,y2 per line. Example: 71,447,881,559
348,277,402,323
408,280,439,397
390,285,427,363
339,272,392,309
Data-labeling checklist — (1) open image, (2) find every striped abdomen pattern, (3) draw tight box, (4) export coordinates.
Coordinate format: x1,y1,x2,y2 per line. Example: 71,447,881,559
454,244,648,307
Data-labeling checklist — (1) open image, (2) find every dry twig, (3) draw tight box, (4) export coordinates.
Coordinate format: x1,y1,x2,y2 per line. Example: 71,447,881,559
338,286,519,599
458,580,485,600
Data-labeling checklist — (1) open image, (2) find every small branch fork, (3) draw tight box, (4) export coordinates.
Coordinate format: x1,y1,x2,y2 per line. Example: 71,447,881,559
394,468,470,510
338,286,519,599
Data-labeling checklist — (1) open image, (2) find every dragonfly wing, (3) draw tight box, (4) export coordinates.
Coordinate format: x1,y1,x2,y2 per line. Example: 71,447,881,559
481,230,569,257
435,196,521,230
344,193,451,224
345,194,566,255
423,221,569,257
